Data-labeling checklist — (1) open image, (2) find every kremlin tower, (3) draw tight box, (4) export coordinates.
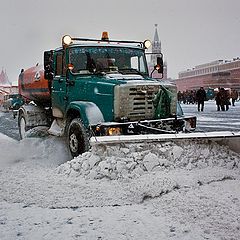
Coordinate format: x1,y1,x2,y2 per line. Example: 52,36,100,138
0,69,11,86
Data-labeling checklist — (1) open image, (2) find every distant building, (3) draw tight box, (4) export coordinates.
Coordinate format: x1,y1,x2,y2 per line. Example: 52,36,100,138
0,69,11,86
0,69,18,106
148,24,168,80
175,59,240,92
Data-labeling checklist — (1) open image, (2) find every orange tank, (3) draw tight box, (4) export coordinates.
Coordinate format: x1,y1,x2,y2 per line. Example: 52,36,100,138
18,65,51,105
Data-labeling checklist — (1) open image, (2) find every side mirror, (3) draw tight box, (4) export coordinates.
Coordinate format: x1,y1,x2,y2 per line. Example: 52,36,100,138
156,56,164,74
150,54,164,78
44,51,54,80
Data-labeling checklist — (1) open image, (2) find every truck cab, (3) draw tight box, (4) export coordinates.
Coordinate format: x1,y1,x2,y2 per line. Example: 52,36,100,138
3,94,24,111
50,40,153,123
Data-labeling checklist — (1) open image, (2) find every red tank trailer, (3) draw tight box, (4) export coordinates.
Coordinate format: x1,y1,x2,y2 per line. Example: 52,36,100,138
18,65,51,105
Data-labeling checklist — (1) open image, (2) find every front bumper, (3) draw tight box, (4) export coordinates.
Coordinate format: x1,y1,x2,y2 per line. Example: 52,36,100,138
91,115,196,136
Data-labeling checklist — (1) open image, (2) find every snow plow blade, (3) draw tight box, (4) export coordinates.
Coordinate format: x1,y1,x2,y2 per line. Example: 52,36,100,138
90,131,240,154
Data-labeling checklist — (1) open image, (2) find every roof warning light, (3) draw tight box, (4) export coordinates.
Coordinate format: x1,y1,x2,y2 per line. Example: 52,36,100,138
101,31,109,41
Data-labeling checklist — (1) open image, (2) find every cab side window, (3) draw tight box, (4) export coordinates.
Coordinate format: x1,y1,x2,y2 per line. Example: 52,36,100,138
55,51,66,76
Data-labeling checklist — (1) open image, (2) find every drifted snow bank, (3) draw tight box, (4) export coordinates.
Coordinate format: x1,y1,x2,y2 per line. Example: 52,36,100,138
57,140,240,179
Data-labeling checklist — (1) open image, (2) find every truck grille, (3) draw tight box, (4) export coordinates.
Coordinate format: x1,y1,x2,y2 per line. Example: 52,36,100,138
114,84,161,121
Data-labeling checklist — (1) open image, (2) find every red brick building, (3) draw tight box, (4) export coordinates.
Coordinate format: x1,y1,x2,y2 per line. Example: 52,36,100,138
175,59,240,92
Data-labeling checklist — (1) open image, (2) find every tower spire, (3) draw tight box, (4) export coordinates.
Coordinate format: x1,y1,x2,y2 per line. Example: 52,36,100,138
154,24,160,43
152,24,161,53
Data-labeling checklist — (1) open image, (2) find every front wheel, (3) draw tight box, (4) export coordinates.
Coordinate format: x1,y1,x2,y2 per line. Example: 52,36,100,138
67,118,90,157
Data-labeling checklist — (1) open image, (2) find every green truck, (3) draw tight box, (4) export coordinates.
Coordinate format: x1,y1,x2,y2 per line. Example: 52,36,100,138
18,32,196,157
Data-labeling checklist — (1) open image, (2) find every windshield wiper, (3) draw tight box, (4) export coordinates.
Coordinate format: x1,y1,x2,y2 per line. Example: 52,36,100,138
93,67,118,75
119,68,144,76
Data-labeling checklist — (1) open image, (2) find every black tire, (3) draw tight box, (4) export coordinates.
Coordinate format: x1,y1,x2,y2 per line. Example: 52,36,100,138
18,111,28,139
67,118,90,157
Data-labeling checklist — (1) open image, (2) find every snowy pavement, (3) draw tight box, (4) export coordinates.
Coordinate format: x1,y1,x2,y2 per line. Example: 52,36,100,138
0,133,240,239
181,100,240,132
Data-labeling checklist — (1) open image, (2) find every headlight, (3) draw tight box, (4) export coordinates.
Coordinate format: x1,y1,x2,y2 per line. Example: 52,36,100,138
107,127,121,136
62,35,72,46
143,39,151,49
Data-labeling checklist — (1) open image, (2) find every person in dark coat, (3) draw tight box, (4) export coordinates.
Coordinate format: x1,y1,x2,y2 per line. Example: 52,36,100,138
196,87,206,111
215,88,227,111
231,89,238,106
215,88,223,111
224,89,230,111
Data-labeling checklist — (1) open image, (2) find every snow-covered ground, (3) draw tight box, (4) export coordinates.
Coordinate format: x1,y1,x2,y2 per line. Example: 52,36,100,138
181,100,240,132
1,126,240,239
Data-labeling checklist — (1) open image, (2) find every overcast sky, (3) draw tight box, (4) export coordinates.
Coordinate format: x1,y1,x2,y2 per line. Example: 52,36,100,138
1,0,240,83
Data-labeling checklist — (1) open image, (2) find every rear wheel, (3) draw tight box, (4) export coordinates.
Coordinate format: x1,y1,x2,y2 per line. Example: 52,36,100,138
18,112,28,139
67,118,90,157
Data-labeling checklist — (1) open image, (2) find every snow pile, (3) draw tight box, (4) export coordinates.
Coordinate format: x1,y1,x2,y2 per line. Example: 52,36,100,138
17,137,71,167
57,140,240,179
1,132,240,240
0,135,70,169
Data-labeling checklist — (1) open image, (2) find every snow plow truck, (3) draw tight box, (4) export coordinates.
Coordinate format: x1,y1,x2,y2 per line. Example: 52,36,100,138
18,32,201,157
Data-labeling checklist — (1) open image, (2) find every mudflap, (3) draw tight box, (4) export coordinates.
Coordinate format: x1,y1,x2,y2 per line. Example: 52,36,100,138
90,131,240,154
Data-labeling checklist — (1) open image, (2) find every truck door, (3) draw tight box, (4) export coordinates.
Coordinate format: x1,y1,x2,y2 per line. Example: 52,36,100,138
51,51,68,118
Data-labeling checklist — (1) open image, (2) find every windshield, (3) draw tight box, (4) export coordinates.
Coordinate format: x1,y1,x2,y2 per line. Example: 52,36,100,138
69,46,148,76
9,94,20,98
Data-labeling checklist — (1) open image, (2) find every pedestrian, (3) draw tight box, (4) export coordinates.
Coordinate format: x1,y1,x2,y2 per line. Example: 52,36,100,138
231,89,239,106
215,88,222,111
196,87,206,111
224,89,230,111
216,88,226,111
